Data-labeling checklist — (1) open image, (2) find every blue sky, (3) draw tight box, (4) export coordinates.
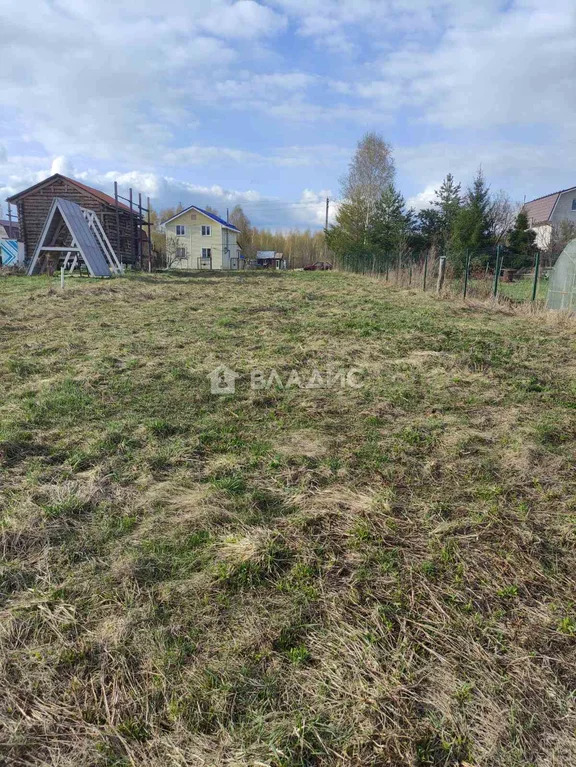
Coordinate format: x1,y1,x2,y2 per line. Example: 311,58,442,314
1,0,575,230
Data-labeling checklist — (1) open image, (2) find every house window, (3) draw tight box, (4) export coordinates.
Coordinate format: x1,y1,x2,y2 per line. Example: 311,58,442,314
202,248,212,259
201,225,212,236
176,247,186,259
176,225,186,235
572,199,576,211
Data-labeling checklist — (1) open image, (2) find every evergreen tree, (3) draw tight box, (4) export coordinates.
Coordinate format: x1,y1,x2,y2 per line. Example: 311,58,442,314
415,174,461,252
506,211,538,269
432,173,462,247
370,184,415,262
325,196,372,271
449,169,493,271
415,207,443,251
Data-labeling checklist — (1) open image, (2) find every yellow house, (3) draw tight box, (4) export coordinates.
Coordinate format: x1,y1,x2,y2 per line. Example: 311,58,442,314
163,205,242,270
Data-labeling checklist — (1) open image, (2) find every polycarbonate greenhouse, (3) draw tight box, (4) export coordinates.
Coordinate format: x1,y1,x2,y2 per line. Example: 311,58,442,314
547,238,576,311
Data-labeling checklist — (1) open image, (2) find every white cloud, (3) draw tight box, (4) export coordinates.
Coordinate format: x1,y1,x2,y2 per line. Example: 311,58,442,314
398,137,576,211
50,156,75,177
163,143,347,167
406,184,437,212
0,151,332,230
2,0,576,231
319,0,576,133
0,0,288,162
201,1,287,38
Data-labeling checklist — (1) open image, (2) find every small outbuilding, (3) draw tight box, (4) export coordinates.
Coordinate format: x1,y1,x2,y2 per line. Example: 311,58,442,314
7,173,145,267
547,238,576,311
255,251,286,269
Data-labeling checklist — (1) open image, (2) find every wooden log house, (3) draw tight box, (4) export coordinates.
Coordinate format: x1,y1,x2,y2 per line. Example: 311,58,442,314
7,173,144,268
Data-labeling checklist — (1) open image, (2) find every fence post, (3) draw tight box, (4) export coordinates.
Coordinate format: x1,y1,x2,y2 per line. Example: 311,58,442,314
532,250,541,302
423,251,428,292
493,245,501,298
60,267,65,290
437,256,446,294
463,250,471,299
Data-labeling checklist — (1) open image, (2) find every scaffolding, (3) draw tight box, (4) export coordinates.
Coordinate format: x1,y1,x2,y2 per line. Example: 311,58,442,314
114,182,153,271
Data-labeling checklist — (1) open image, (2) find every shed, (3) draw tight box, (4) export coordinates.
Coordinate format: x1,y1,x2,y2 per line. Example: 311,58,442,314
7,174,143,267
255,251,286,269
547,238,576,311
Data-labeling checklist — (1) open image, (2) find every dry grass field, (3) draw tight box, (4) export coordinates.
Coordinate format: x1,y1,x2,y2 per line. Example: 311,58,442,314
1,271,576,766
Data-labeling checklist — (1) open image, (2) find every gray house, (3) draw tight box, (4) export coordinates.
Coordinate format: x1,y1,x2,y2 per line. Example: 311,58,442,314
523,187,576,249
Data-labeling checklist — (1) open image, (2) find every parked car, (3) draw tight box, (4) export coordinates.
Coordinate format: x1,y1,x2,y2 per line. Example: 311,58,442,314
303,261,333,271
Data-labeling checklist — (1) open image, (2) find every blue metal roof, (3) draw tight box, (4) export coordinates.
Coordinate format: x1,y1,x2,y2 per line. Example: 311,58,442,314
193,206,240,232
162,205,240,232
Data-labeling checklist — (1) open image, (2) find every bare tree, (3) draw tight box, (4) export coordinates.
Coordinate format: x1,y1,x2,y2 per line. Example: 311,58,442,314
489,190,518,243
545,221,576,265
341,132,395,206
229,205,254,257
164,232,184,269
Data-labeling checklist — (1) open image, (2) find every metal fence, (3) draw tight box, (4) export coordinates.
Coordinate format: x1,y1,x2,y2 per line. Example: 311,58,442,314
335,247,549,306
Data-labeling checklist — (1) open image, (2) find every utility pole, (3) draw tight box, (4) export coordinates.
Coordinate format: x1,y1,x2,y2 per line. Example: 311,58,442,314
324,197,329,258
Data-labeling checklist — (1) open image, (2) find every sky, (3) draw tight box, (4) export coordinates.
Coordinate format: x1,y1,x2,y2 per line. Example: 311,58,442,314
1,0,575,230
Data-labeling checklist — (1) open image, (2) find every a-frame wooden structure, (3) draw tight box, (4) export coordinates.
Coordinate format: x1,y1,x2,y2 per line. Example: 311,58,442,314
27,198,122,277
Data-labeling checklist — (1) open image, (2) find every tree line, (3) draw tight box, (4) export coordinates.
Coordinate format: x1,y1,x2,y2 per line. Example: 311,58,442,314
325,132,569,275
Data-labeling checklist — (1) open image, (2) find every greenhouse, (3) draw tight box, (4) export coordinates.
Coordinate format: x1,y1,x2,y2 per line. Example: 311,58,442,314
547,238,576,311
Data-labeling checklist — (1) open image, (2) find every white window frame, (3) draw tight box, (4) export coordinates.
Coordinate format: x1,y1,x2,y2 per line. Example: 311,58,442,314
201,248,212,259
201,225,212,236
572,199,576,211
176,225,186,236
176,247,187,259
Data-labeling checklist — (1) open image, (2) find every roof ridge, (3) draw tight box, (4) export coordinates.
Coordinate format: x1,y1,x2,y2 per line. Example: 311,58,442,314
524,186,576,204
7,173,137,215
162,204,241,231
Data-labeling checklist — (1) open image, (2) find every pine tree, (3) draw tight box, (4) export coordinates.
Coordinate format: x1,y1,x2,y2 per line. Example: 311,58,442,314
370,184,414,263
325,196,372,271
432,173,462,247
449,169,493,271
415,208,443,251
507,211,538,269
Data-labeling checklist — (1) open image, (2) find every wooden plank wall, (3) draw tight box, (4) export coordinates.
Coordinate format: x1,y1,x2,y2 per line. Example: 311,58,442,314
17,178,140,265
